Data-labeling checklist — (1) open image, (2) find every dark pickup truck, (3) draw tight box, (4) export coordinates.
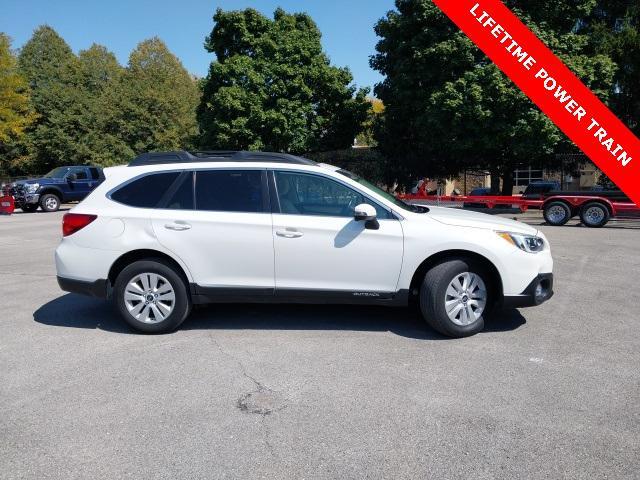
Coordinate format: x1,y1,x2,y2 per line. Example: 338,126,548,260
12,166,104,212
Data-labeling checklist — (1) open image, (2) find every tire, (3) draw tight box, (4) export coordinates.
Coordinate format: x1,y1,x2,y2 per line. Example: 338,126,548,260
114,259,192,334
21,204,38,213
419,258,493,338
543,201,571,226
580,202,610,228
39,193,61,212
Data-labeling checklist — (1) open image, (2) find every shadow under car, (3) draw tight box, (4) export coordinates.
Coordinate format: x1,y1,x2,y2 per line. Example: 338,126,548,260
34,293,526,339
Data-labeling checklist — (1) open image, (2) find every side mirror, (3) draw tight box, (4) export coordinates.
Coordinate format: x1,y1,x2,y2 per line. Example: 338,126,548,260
354,203,377,221
67,173,77,182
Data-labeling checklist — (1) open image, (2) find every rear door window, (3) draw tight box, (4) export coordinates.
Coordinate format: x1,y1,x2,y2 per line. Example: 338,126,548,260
68,167,88,180
195,170,265,213
111,172,181,208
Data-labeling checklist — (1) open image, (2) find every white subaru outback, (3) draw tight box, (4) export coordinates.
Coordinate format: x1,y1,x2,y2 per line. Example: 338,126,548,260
55,151,553,337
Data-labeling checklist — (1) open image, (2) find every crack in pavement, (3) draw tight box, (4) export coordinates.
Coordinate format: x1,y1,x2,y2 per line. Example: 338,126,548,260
208,332,266,391
208,333,286,458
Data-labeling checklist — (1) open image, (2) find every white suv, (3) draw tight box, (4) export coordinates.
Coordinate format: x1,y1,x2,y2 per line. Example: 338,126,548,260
55,151,553,337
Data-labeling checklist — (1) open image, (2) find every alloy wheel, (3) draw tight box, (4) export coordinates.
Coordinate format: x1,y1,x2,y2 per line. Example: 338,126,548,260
45,197,59,210
444,272,487,326
124,273,176,324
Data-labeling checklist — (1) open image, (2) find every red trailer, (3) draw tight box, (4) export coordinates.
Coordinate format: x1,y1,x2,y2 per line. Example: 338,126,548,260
398,191,639,228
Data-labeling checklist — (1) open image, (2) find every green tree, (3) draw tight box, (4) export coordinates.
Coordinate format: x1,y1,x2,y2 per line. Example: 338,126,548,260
198,7,369,154
17,25,79,172
586,1,640,135
75,44,131,166
105,37,200,157
355,97,384,147
18,28,131,170
372,0,617,193
0,33,36,175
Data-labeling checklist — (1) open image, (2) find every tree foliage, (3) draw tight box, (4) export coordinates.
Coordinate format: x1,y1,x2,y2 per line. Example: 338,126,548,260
371,0,617,192
0,34,37,176
74,44,129,166
106,38,200,158
17,26,79,172
586,1,640,135
0,34,36,144
7,26,200,173
355,97,384,147
198,7,369,154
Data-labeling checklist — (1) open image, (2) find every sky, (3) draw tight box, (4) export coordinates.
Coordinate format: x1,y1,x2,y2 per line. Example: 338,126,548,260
1,0,396,91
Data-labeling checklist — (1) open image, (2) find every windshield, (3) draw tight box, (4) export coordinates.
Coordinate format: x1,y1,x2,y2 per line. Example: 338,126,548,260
44,167,70,178
336,169,428,213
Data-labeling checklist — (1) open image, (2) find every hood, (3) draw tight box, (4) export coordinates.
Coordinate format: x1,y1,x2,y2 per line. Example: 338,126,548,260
424,206,538,235
15,177,59,185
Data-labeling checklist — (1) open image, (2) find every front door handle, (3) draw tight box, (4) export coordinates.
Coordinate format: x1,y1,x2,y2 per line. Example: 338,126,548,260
276,229,303,238
165,222,191,231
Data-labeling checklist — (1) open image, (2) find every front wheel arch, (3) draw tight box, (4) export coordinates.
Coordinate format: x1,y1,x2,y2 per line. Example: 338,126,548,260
408,250,502,305
39,188,64,201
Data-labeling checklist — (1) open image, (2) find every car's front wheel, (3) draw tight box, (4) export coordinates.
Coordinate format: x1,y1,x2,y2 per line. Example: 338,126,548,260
114,259,192,333
419,258,492,337
39,193,61,212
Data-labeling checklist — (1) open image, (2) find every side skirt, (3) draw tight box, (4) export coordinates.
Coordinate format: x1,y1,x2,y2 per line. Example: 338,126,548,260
190,285,409,307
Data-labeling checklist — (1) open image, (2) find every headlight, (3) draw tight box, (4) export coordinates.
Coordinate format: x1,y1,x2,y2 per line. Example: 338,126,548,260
496,231,545,253
25,183,39,193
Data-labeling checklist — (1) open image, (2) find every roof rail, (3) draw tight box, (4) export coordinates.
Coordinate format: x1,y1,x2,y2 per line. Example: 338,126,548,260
128,150,317,167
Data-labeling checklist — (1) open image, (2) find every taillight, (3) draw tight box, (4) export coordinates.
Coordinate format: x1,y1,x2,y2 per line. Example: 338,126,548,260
62,213,97,237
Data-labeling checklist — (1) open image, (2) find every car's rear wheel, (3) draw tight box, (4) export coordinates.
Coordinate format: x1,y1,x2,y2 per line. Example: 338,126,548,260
580,202,609,228
419,258,492,337
40,193,61,212
114,259,191,333
21,204,38,213
543,201,571,226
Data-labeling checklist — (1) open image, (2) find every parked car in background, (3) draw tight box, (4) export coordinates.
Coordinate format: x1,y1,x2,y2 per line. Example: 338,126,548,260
55,150,553,338
463,188,495,209
11,166,104,212
521,181,561,198
468,187,491,196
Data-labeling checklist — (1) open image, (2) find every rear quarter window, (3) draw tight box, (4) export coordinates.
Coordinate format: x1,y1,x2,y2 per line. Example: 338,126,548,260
111,172,181,208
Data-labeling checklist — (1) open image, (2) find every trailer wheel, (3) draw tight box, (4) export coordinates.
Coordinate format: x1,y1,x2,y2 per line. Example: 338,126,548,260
543,201,571,226
580,202,609,228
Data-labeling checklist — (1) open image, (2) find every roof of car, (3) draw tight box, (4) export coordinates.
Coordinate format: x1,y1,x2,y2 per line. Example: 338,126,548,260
128,150,318,167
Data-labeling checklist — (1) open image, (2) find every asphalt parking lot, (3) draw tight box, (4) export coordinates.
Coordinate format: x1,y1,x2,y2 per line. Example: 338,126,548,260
1,208,639,479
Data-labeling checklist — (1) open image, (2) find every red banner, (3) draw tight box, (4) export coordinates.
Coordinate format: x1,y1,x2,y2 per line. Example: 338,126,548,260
432,0,640,205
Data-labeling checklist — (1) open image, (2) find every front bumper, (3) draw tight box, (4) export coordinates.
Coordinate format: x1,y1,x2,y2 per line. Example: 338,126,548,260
14,193,40,206
502,273,553,308
57,276,111,299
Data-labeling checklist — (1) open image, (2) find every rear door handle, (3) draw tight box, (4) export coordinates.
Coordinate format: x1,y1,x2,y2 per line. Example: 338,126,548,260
165,222,191,231
276,229,303,238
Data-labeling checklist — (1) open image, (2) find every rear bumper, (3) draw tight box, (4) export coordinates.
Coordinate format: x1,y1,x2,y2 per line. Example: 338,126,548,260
57,276,110,299
502,273,553,309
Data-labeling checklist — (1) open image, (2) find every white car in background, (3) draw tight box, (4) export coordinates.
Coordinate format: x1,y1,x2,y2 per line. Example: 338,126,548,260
55,151,553,337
